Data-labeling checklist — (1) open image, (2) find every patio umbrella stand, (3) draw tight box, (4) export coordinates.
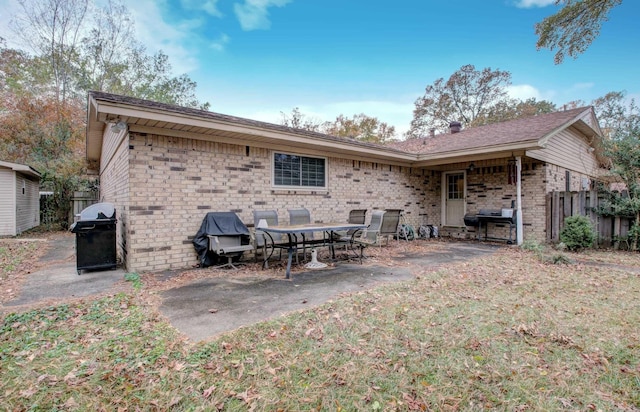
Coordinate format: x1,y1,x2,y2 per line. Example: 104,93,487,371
305,249,327,269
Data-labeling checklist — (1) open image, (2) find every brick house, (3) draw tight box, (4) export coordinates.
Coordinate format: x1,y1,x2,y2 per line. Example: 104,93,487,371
86,92,607,272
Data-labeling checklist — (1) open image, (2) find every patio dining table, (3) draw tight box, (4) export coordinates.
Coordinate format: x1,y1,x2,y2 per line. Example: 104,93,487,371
260,222,366,279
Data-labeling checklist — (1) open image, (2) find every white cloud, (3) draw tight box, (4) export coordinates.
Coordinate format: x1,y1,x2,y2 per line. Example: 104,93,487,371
180,0,223,18
507,84,543,100
210,33,230,51
127,0,200,74
514,0,556,8
569,82,595,92
508,82,600,106
233,0,292,31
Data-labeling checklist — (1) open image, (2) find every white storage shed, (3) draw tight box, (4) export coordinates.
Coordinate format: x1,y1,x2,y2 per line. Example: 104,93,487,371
0,160,41,236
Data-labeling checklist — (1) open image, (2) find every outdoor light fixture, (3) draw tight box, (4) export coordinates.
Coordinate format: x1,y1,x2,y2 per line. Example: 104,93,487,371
467,162,475,172
111,120,127,132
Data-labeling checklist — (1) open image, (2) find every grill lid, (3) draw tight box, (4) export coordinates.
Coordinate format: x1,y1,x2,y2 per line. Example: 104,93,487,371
78,202,116,221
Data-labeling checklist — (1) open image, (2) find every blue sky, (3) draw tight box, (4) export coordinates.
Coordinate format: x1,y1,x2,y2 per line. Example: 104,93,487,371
1,0,638,136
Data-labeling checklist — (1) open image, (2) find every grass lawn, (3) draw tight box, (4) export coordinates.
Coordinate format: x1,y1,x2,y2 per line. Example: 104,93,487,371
1,242,639,411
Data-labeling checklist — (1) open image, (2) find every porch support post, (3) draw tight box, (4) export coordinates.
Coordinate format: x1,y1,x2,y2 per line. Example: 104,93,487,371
516,156,524,245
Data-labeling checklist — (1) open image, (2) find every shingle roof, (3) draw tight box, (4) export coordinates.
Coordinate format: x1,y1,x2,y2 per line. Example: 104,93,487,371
388,107,593,155
88,91,408,155
89,92,599,162
0,160,41,178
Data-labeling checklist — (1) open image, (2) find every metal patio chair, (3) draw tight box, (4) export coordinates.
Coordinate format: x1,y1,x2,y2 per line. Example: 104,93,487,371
351,210,385,262
253,210,282,263
380,209,404,244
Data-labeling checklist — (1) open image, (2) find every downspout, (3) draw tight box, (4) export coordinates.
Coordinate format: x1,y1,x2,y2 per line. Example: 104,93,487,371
516,156,523,245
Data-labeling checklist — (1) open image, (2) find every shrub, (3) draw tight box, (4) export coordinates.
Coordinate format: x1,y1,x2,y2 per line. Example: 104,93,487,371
559,215,596,251
545,253,573,265
521,239,545,253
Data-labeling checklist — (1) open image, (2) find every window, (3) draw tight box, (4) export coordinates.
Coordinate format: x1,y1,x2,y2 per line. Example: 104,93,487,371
447,173,465,200
273,152,326,188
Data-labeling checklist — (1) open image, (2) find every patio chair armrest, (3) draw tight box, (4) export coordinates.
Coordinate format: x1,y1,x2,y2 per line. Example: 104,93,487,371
220,244,254,254
353,229,380,246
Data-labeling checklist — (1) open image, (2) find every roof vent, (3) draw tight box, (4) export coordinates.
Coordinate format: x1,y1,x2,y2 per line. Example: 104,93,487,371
449,121,462,134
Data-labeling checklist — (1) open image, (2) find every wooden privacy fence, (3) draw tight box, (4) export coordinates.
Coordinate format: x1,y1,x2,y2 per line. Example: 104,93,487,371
546,190,632,247
39,191,98,227
70,191,98,223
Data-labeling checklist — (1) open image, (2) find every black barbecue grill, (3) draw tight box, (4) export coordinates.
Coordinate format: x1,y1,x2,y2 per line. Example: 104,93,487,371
70,202,117,274
464,208,517,244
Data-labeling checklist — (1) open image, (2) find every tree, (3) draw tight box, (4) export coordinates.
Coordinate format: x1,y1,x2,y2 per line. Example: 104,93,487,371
0,38,51,98
74,0,136,93
280,107,323,132
9,0,209,110
280,108,397,143
407,64,512,138
74,0,209,109
322,113,396,144
3,0,210,228
470,98,557,127
0,93,88,228
601,123,640,250
591,91,639,139
535,0,623,64
10,0,89,103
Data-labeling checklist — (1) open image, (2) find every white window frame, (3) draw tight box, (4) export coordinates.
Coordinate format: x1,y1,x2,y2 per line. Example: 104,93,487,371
272,151,328,190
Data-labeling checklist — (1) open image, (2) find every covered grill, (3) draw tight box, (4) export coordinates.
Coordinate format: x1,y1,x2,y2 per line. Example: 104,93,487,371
464,208,517,244
192,212,252,268
70,202,117,274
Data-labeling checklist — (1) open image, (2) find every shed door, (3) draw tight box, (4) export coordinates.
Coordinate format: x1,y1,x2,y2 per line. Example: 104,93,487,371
444,172,466,227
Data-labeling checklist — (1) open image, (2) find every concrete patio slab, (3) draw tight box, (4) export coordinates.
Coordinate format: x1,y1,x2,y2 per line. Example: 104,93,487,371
2,234,501,342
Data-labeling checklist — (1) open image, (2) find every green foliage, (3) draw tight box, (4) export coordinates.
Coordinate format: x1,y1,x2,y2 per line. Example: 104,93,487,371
629,223,640,251
560,215,596,251
536,0,623,64
599,118,640,250
520,239,545,254
545,252,573,265
606,129,640,199
124,272,142,290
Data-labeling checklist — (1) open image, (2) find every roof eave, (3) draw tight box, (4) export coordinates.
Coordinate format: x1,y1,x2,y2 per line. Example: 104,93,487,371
412,141,541,167
0,160,41,178
538,107,600,147
88,96,416,165
86,95,104,163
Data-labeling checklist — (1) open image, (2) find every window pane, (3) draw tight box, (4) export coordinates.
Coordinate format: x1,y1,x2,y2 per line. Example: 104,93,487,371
274,154,300,186
301,157,325,187
447,174,464,199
